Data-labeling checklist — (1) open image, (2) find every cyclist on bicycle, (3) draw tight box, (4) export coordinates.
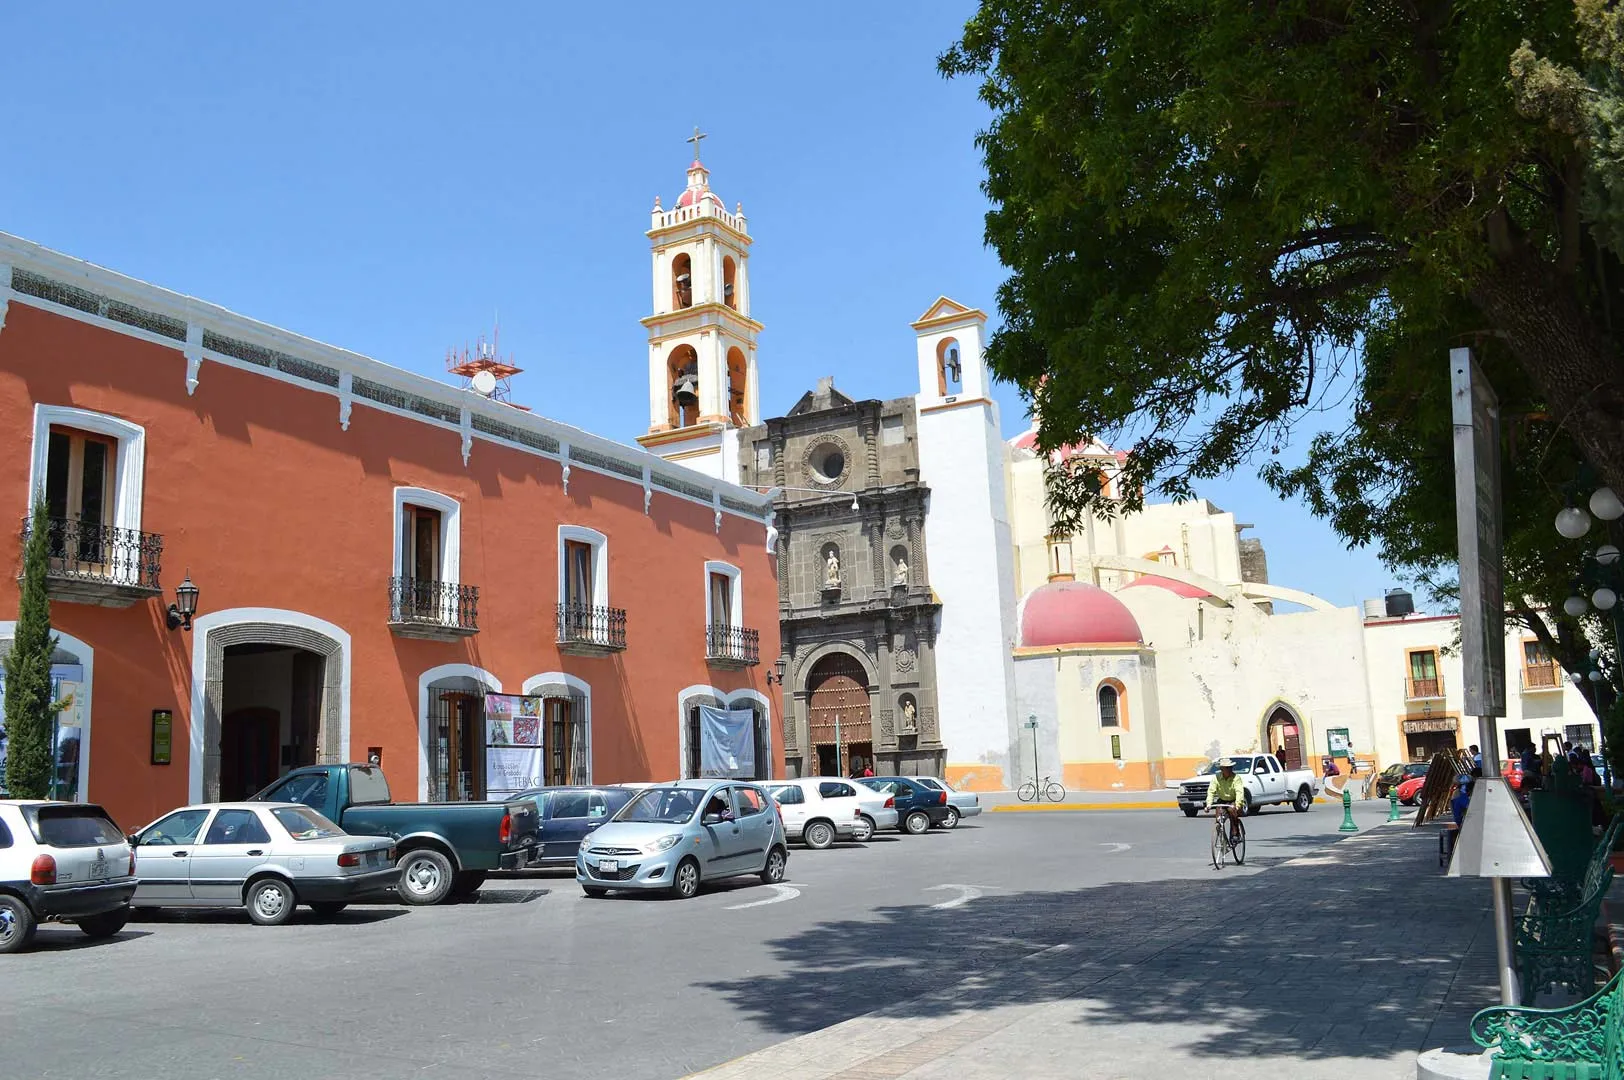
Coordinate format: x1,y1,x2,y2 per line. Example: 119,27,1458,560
1205,758,1245,840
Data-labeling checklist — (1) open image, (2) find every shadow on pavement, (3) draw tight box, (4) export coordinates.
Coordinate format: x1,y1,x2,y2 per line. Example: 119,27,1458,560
700,825,1484,1061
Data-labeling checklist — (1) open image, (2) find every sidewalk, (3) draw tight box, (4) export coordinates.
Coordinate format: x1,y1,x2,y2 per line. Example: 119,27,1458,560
688,821,1500,1079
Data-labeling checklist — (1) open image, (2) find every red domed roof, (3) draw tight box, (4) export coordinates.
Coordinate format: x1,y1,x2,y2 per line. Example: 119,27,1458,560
1121,574,1212,600
1020,581,1143,647
676,187,724,209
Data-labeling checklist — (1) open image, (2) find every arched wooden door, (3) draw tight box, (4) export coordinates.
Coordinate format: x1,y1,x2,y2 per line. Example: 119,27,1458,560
1266,707,1302,770
807,654,872,775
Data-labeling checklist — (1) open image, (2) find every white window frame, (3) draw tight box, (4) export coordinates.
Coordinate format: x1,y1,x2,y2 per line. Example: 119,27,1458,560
392,488,461,584
558,525,609,608
703,560,743,628
28,405,146,532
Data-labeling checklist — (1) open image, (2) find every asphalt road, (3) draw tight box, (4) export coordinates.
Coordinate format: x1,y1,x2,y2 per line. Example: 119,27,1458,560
1,799,1398,1080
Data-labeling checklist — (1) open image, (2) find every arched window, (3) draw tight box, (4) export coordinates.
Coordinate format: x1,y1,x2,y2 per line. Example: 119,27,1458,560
668,345,700,428
726,347,748,426
672,253,693,310
723,256,738,310
1098,684,1120,728
936,337,963,396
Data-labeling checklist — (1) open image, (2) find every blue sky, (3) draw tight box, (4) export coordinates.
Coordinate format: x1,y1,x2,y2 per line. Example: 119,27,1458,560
0,3,1400,609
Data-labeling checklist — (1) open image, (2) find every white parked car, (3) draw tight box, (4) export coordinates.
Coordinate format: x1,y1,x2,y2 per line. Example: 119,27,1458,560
910,777,982,829
767,778,881,848
130,802,399,925
0,799,137,953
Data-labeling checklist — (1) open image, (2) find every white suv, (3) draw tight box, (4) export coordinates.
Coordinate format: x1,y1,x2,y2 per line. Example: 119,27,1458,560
0,800,137,953
767,778,895,848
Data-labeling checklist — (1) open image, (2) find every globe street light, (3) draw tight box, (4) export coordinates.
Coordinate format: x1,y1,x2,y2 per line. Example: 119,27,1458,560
1566,594,1590,618
1592,486,1624,522
1596,587,1619,612
1558,505,1594,539
1598,544,1622,567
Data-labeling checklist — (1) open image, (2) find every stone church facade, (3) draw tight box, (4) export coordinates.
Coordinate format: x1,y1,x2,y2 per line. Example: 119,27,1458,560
738,378,944,777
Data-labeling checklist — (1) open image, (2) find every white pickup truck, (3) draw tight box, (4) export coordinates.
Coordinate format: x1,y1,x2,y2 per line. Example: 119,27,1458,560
1170,754,1318,817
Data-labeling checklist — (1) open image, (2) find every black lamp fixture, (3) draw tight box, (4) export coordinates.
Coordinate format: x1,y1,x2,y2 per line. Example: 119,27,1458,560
166,571,200,632
766,655,788,687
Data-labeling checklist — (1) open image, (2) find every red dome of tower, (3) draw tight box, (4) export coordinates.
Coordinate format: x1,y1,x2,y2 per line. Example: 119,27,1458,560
1019,581,1143,647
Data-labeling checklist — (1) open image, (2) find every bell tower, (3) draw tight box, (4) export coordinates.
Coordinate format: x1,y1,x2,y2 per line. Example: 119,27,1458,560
635,129,763,481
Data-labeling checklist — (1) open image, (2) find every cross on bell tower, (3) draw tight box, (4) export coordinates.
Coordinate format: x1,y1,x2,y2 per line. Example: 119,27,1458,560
635,131,763,482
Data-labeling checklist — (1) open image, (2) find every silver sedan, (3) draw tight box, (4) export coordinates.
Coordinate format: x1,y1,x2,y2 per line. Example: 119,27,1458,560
130,802,398,924
911,776,982,828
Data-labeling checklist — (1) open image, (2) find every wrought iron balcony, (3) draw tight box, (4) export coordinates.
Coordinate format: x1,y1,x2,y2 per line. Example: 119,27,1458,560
388,577,479,640
1404,675,1444,701
21,515,162,608
557,603,627,655
705,623,760,669
1521,662,1564,692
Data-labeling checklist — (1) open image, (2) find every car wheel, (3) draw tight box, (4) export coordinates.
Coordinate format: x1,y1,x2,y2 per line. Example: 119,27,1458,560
1244,793,1260,817
77,907,130,940
245,877,296,926
450,870,488,898
760,846,787,885
852,815,875,842
397,849,454,906
670,858,701,900
581,885,609,899
1181,806,1198,818
804,821,835,850
904,811,931,835
1293,787,1312,813
0,896,37,954
308,902,348,918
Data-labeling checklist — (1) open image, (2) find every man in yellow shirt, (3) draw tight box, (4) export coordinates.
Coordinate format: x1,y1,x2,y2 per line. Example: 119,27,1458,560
1205,758,1246,842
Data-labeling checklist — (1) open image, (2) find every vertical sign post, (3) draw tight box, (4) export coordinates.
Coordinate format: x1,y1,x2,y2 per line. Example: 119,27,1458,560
1448,348,1547,1006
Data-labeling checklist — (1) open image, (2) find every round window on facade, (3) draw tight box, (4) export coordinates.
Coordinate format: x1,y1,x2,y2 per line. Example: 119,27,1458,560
811,444,846,484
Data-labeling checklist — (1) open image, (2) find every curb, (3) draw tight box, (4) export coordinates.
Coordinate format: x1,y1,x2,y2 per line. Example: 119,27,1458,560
990,795,1359,813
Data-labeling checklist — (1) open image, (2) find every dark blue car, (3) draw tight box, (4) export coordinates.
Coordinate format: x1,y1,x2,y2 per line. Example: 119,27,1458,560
860,777,953,835
516,786,637,867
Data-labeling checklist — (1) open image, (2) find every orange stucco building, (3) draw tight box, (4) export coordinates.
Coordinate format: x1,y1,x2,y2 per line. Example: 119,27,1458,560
0,233,782,830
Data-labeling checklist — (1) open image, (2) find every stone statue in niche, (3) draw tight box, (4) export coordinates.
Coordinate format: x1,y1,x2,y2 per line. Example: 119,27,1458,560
825,550,841,586
901,699,918,733
893,555,909,587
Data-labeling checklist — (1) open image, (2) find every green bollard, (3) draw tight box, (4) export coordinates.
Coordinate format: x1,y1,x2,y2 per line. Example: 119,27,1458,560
1387,789,1401,822
1339,787,1358,832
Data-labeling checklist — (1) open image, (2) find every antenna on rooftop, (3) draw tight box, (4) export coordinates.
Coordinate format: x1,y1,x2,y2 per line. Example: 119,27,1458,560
447,316,527,410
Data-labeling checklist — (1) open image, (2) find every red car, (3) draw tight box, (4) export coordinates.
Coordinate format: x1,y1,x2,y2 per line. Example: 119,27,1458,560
1395,774,1428,805
1502,759,1524,791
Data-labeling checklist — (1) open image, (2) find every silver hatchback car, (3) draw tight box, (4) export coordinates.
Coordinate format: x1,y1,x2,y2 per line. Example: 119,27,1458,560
576,780,788,900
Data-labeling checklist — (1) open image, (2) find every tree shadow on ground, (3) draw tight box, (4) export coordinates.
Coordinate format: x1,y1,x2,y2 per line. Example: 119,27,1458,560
700,827,1487,1061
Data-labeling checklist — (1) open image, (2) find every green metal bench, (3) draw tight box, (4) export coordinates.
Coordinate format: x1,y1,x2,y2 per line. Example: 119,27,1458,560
1517,866,1614,1004
1526,799,1617,909
1471,966,1624,1079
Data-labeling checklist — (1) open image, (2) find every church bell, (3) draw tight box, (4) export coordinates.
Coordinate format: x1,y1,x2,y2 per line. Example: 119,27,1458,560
672,366,700,409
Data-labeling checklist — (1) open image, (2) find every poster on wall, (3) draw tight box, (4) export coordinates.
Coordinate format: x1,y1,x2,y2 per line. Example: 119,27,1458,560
698,705,756,778
1326,728,1351,758
484,694,544,798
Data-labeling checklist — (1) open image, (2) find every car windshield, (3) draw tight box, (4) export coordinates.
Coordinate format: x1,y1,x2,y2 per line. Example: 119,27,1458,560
615,787,703,824
32,806,124,847
1198,759,1253,776
270,806,346,840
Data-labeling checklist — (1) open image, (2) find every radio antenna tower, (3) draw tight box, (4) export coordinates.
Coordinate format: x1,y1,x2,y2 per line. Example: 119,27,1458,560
447,316,527,409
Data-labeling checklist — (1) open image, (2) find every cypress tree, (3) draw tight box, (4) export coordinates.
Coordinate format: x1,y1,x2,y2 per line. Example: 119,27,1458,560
4,495,59,798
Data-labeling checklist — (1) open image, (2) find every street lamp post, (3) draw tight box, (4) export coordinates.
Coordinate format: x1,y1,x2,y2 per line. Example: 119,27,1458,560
1025,713,1040,786
1556,486,1624,779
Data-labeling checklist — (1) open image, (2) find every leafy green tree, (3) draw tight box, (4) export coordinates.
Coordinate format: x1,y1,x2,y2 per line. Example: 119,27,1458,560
4,495,60,798
941,0,1624,525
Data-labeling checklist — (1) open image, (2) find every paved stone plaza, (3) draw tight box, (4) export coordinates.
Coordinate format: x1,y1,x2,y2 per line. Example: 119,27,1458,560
2,801,1491,1079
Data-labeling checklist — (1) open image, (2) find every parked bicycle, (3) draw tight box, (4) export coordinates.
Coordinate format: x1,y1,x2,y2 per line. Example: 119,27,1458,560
1210,806,1246,869
1016,775,1066,803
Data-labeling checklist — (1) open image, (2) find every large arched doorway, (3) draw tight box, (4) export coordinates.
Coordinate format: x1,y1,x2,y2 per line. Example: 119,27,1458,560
1264,704,1303,770
219,643,327,800
807,653,872,776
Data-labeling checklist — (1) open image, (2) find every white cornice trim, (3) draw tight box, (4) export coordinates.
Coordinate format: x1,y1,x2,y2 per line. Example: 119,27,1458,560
0,232,775,528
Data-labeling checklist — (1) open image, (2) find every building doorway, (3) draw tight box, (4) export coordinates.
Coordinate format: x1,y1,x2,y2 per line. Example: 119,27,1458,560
684,700,770,780
1401,716,1460,762
219,643,324,800
807,653,871,778
1264,706,1302,769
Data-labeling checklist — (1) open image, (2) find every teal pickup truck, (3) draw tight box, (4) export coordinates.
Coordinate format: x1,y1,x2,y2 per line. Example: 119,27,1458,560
251,764,539,905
